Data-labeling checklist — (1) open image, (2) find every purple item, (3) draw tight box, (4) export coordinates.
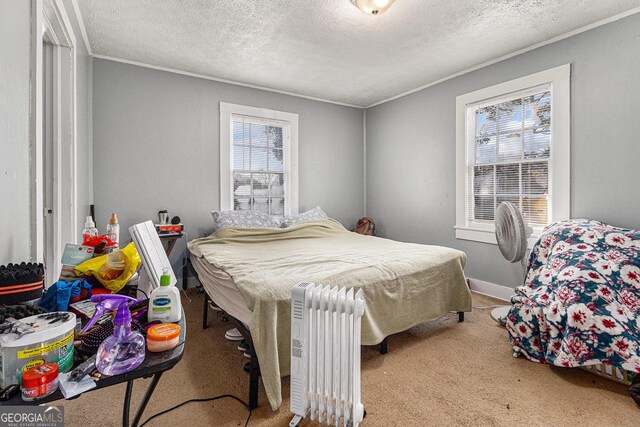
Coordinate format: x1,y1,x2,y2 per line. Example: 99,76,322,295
86,295,146,375
81,294,139,333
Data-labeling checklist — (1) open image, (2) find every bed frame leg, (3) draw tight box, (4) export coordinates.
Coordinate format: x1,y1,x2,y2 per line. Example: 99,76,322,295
380,338,388,355
231,318,260,409
248,346,260,409
458,311,465,323
202,292,209,330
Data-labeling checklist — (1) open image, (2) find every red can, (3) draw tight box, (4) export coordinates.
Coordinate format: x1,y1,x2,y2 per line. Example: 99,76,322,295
21,363,59,401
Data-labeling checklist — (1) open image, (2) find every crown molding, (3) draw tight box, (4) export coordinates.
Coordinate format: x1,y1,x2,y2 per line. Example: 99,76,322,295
92,54,363,109
365,7,640,108
69,0,92,55
70,3,640,109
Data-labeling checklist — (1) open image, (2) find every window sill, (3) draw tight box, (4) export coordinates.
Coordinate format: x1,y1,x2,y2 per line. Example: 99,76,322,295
454,226,497,244
455,225,540,248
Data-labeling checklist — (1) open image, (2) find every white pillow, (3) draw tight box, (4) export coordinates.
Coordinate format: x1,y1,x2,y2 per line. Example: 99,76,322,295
211,210,281,230
281,207,328,228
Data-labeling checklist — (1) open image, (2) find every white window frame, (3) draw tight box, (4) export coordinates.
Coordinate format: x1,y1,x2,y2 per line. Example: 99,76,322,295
455,64,570,245
219,102,299,215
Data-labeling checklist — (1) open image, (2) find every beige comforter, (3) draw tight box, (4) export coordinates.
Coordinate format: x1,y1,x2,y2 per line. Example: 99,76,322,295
188,219,471,410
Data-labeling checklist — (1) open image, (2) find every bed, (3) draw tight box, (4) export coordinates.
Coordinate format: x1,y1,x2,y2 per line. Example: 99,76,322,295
188,218,472,410
191,255,252,325
507,219,640,379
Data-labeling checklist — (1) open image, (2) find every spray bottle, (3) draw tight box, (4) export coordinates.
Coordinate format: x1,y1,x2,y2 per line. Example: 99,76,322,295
82,216,99,243
81,295,145,375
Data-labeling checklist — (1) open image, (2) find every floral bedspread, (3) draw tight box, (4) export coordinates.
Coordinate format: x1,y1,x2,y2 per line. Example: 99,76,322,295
507,219,640,372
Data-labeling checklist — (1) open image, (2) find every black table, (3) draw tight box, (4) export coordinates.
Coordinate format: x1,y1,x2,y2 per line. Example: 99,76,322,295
2,310,186,427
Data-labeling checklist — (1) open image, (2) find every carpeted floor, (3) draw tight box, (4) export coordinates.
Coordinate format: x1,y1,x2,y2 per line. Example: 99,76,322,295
61,289,637,426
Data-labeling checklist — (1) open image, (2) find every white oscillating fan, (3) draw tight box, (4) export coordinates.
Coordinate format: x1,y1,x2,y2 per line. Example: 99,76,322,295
491,202,533,325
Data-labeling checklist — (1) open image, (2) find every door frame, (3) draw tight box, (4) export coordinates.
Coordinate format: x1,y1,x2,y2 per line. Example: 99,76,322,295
30,0,78,282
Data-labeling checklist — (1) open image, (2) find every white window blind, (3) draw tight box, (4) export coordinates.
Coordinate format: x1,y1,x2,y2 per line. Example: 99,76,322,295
231,114,288,215
466,85,551,229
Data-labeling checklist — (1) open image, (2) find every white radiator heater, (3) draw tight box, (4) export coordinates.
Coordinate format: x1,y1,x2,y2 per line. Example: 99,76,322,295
290,282,366,427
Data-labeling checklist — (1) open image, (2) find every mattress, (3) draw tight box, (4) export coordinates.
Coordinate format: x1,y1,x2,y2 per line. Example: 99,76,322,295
190,254,252,325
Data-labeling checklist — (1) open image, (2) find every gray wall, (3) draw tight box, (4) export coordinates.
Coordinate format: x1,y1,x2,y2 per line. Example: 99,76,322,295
0,1,31,264
0,1,93,266
92,59,364,275
61,0,94,235
366,13,640,289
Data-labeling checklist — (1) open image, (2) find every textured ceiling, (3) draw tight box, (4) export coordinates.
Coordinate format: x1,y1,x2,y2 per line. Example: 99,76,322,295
77,0,640,107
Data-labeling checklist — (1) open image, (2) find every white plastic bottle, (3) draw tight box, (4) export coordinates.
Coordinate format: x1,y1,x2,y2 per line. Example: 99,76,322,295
82,216,98,241
106,212,120,246
148,269,182,322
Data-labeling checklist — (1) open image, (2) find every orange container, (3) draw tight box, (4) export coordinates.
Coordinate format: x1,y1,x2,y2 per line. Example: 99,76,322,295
146,323,181,352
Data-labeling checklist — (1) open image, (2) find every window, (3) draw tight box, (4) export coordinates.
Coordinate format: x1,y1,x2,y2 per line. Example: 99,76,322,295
219,103,299,215
455,65,570,244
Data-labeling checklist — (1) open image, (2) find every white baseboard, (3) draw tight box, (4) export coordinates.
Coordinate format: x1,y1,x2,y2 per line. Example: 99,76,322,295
468,278,514,302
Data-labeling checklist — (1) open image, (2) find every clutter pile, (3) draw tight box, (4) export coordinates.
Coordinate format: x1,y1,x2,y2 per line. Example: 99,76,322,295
0,212,183,402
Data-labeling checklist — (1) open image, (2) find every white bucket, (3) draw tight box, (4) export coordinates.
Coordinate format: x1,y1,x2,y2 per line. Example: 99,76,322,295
0,312,76,388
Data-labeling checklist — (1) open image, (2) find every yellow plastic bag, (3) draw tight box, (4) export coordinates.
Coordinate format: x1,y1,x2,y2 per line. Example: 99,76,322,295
74,242,141,292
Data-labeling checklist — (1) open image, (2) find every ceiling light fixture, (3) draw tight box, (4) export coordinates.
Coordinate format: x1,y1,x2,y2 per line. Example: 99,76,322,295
351,0,395,16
